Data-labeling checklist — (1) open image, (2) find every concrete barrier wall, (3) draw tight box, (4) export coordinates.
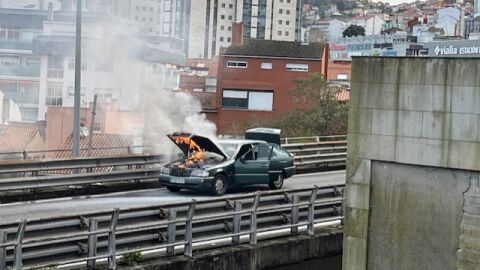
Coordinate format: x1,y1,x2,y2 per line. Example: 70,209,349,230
344,57,480,270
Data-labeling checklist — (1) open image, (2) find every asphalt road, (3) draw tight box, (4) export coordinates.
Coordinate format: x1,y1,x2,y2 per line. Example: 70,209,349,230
0,170,346,223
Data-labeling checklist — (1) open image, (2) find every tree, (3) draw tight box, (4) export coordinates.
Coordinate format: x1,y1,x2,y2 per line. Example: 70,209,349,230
342,25,365,37
245,73,349,137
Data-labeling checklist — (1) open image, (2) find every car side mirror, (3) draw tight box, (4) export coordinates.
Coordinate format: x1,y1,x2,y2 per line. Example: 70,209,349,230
239,156,245,163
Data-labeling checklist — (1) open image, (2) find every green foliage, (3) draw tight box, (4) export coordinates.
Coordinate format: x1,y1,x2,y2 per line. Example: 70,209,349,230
245,73,349,137
118,251,144,266
343,25,365,37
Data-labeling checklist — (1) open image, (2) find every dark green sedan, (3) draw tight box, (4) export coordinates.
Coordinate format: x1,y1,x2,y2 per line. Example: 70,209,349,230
159,132,295,196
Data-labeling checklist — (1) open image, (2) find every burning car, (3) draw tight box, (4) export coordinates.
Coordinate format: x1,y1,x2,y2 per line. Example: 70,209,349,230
159,129,295,195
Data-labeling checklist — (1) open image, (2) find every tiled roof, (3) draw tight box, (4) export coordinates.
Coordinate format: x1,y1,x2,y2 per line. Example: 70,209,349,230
224,39,325,59
0,125,40,153
51,133,133,159
336,89,350,101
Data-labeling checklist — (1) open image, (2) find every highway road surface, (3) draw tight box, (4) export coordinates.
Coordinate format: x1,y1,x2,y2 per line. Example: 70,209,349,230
0,170,346,223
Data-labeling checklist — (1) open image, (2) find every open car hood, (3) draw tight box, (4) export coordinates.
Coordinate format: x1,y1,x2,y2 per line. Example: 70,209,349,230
167,132,228,159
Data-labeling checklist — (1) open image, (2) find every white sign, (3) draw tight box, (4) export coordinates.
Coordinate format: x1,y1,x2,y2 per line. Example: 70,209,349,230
434,45,480,55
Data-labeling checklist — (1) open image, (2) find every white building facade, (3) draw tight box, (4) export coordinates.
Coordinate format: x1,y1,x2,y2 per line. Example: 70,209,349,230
188,0,301,59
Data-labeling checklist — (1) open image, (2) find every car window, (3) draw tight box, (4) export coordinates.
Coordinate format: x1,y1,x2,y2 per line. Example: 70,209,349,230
237,144,254,160
218,142,240,158
271,144,289,158
257,143,272,160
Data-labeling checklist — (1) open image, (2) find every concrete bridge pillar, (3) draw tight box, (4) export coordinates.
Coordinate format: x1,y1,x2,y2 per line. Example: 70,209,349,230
344,57,480,270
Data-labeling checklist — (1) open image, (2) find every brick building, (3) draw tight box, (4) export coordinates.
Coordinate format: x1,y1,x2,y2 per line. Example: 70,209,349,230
215,37,328,134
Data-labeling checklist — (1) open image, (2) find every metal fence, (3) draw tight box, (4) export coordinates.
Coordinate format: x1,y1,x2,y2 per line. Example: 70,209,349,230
282,136,347,170
0,185,344,270
0,154,164,195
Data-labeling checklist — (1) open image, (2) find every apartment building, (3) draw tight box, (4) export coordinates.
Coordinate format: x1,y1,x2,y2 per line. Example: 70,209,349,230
215,36,328,134
0,4,186,123
0,8,45,123
189,0,302,59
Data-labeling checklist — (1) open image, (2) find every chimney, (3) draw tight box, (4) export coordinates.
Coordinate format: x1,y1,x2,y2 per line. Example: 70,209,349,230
47,2,54,21
232,22,244,46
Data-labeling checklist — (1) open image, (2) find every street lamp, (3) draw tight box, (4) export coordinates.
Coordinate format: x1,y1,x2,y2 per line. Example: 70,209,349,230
73,0,82,157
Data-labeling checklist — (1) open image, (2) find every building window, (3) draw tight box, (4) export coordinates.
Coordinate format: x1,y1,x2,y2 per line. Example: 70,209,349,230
135,5,139,10
228,26,232,31
285,31,289,36
227,37,231,42
47,55,64,79
221,15,225,19
279,9,283,14
279,20,282,25
0,27,20,40
222,90,273,111
228,15,233,20
261,62,273,70
0,55,19,66
286,10,290,14
286,20,290,25
150,7,154,12
227,60,248,68
46,83,62,106
220,37,224,42
337,74,348,80
286,63,308,72
278,31,282,35
222,3,226,7
221,26,225,30
142,6,146,11
229,4,233,8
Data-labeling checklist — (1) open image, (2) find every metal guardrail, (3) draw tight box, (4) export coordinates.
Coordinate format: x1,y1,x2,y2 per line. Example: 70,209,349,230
0,154,163,175
0,185,344,270
282,136,347,170
0,155,164,195
0,146,152,160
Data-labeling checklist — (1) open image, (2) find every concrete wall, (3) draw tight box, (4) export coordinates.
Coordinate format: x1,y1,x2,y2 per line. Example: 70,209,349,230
344,57,480,270
116,229,343,270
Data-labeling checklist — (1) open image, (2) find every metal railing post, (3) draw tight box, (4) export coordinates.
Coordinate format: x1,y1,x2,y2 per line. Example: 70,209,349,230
166,208,177,256
249,192,261,245
232,201,242,244
87,218,98,269
13,220,26,270
0,231,6,270
291,195,300,235
107,209,120,270
184,200,196,257
307,186,319,236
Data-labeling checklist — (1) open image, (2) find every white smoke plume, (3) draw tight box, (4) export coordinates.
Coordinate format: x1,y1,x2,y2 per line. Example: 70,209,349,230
84,17,217,153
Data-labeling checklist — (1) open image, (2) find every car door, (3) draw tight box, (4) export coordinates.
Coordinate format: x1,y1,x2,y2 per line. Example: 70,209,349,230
234,143,271,185
268,144,290,180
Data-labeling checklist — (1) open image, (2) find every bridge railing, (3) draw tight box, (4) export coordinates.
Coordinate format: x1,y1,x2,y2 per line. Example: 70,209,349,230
282,135,347,170
0,185,344,270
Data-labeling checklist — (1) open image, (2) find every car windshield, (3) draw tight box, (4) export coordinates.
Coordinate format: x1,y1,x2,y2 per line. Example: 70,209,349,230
218,142,240,158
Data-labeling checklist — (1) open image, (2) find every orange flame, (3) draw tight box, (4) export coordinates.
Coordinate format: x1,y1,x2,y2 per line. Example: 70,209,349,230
174,136,205,167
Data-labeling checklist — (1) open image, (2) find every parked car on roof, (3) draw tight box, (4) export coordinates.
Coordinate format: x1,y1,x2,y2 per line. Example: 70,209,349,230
159,129,295,195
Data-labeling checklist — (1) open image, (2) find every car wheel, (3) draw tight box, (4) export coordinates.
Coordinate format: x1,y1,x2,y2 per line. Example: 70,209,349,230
211,174,227,196
166,186,181,192
269,173,284,189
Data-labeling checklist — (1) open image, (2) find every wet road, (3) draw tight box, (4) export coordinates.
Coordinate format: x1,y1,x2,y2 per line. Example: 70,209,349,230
0,170,345,223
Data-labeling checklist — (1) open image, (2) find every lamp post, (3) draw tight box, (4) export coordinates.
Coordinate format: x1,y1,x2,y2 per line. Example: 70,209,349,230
73,0,82,157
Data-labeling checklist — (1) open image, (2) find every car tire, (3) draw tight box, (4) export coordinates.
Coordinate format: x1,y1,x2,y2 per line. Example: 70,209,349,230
211,174,227,196
166,186,181,192
269,173,284,190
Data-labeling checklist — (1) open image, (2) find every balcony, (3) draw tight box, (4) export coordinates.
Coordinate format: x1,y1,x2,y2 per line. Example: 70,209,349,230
0,65,40,78
0,39,33,51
